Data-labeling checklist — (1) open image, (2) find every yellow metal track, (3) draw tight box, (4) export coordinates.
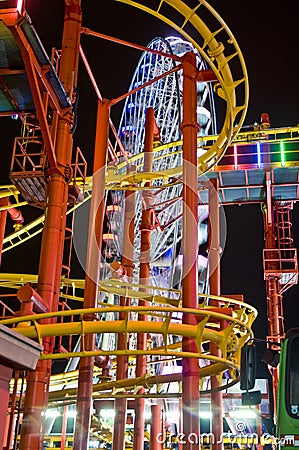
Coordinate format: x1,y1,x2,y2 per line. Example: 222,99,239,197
1,297,257,388
1,191,92,253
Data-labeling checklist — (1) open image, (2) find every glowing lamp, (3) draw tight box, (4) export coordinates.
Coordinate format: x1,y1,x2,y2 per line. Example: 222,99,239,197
280,141,285,167
233,144,238,169
256,142,261,168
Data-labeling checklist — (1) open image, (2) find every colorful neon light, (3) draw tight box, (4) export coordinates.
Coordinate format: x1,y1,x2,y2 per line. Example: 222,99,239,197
233,144,238,169
257,142,261,168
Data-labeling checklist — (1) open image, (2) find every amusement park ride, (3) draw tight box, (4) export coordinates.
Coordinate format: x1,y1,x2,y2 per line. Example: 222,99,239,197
0,0,298,449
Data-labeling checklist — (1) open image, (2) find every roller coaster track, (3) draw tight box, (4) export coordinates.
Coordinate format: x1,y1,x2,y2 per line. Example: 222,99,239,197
1,191,92,253
1,284,257,393
2,272,257,405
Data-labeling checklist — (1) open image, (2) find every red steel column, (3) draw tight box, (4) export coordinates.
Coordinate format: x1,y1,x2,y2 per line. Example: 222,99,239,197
261,112,282,408
0,198,8,267
0,365,13,450
19,3,82,450
263,195,282,409
181,52,200,450
60,405,67,450
150,404,163,450
3,371,19,450
178,397,183,450
0,197,24,266
208,177,223,449
0,198,23,267
133,107,155,450
113,187,136,450
73,99,110,450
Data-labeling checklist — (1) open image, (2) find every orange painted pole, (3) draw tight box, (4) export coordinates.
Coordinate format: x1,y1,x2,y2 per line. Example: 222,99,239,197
208,177,223,449
261,113,282,410
60,405,67,450
178,397,183,450
0,198,8,266
73,99,110,450
133,108,155,450
263,193,282,414
81,28,180,63
3,371,19,450
0,366,13,450
181,52,200,450
0,197,21,265
19,3,82,450
113,187,136,450
6,201,24,225
150,404,163,450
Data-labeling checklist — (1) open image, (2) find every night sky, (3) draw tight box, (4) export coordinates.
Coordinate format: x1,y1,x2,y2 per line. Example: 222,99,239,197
1,0,299,355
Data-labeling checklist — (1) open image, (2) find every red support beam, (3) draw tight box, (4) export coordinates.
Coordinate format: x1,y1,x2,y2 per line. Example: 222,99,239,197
0,198,8,267
81,27,181,62
113,187,136,450
18,3,82,449
150,404,163,450
208,177,223,450
3,371,19,450
263,201,282,412
181,52,200,450
60,405,67,450
0,366,13,450
133,107,155,450
73,99,110,450
263,169,283,415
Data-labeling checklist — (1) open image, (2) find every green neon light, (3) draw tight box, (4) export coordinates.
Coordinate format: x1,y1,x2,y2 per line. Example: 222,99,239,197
280,141,285,167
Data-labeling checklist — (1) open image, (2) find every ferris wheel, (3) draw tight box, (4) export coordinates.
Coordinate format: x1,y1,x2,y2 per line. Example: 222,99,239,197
105,35,217,289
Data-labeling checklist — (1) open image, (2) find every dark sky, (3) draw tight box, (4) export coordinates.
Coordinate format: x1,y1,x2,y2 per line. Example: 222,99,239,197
1,0,299,346
205,0,299,337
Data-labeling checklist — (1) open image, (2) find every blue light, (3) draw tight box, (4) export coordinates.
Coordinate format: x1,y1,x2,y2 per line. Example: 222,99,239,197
121,125,135,132
257,142,261,168
121,125,137,136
